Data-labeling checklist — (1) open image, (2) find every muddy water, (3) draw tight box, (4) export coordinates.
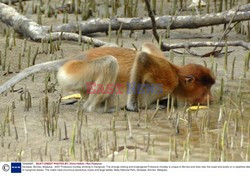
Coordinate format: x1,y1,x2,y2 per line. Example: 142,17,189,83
0,0,250,162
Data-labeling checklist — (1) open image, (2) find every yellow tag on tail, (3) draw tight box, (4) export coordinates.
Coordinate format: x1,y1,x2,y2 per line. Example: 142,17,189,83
61,94,82,100
187,106,208,111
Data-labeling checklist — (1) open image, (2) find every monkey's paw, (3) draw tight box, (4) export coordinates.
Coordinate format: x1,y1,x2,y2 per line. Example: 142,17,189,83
125,106,138,112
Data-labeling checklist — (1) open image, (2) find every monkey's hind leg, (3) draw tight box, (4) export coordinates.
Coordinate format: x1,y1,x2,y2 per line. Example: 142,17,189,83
83,56,119,112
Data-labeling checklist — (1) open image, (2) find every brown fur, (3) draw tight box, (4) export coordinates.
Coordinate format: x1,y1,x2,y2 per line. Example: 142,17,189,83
85,47,136,88
0,43,215,112
173,64,215,104
58,43,215,112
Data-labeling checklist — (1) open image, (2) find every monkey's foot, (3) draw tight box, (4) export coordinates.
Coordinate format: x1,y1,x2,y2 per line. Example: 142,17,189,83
125,106,138,112
83,105,94,112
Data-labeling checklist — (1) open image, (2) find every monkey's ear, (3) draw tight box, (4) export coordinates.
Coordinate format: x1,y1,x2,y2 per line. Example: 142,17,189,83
185,75,195,84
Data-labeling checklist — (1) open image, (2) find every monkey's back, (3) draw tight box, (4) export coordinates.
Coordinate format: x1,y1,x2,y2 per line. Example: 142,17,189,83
85,47,136,87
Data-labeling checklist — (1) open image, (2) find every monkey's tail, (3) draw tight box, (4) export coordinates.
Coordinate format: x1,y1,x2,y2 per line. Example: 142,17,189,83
0,59,68,94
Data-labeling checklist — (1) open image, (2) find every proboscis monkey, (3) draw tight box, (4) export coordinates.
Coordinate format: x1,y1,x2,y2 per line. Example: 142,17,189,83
0,43,215,112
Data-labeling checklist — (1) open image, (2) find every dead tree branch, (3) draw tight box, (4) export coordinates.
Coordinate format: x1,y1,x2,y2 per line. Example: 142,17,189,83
53,4,250,35
48,32,117,47
0,3,248,51
0,2,48,40
209,5,240,56
161,41,250,51
0,0,30,4
0,2,116,47
144,0,160,44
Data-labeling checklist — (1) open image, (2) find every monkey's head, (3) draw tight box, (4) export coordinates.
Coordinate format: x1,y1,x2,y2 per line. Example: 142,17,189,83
174,64,216,105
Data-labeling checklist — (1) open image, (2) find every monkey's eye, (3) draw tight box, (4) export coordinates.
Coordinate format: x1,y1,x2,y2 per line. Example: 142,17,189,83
185,75,195,84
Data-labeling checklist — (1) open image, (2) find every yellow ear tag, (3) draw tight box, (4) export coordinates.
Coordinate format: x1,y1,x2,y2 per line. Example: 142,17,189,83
61,94,82,100
186,106,208,111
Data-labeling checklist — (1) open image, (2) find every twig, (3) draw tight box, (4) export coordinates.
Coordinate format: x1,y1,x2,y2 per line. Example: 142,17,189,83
217,6,240,44
184,47,203,57
144,0,161,46
210,5,240,56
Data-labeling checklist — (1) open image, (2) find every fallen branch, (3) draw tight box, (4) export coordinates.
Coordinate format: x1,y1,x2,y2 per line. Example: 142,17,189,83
0,0,30,4
164,39,247,57
0,2,116,47
0,3,248,52
0,2,48,40
48,32,117,47
161,40,250,51
53,4,250,35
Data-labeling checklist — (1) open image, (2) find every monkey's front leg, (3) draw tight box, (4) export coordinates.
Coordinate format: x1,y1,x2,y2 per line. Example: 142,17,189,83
126,52,151,112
